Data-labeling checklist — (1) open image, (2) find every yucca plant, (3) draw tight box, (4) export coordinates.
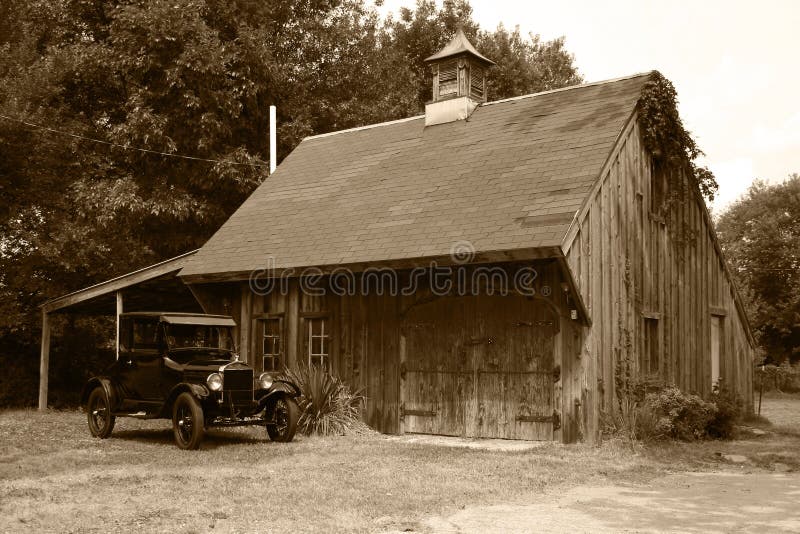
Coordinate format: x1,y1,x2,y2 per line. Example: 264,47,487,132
282,365,366,436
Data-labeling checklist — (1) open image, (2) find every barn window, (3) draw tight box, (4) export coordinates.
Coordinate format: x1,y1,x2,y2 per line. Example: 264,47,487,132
641,315,660,375
261,317,283,372
305,316,330,369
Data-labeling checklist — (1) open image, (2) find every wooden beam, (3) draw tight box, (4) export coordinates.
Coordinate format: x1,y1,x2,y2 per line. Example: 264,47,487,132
554,256,592,326
239,284,252,363
115,291,123,360
41,250,198,313
178,247,565,284
39,311,50,411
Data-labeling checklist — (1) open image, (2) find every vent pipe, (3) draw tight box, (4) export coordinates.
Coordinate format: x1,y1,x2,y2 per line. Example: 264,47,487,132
269,105,277,174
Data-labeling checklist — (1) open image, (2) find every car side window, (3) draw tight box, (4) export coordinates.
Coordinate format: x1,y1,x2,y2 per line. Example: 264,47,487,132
119,318,132,353
132,320,159,352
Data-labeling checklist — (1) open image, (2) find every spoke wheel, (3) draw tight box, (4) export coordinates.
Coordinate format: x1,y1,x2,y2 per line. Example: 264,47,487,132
172,392,204,450
266,397,299,442
87,387,115,438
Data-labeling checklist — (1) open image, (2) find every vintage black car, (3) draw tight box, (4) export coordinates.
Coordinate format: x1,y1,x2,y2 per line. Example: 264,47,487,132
82,312,300,449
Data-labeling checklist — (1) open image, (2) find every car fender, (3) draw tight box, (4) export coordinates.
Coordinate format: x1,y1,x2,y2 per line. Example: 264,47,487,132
81,377,119,411
164,382,210,411
257,380,300,408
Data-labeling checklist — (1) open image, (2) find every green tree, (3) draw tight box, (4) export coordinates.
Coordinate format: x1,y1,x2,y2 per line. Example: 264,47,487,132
716,175,800,364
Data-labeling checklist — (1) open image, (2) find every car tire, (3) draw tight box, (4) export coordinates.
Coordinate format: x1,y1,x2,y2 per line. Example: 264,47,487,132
266,397,299,443
172,392,204,450
87,386,115,439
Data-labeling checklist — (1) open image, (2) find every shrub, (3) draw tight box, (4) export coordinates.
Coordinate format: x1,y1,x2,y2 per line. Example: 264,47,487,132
282,365,366,436
646,386,717,441
706,382,742,439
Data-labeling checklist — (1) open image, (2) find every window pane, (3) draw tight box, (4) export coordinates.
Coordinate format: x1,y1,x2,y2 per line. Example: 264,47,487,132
311,336,322,356
262,319,281,356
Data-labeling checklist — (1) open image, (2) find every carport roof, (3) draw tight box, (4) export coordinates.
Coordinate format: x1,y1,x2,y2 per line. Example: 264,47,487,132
41,250,201,315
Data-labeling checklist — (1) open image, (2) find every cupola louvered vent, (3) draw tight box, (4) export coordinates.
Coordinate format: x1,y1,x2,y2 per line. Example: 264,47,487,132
470,65,484,100
438,61,458,97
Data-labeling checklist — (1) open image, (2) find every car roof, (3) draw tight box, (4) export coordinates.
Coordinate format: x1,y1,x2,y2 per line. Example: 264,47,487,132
119,312,236,326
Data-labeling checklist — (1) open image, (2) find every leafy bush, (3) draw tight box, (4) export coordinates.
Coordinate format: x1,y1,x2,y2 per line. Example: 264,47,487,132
706,383,742,439
646,386,717,441
282,365,366,437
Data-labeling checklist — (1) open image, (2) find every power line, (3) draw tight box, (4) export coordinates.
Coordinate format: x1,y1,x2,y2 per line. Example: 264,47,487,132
0,112,269,168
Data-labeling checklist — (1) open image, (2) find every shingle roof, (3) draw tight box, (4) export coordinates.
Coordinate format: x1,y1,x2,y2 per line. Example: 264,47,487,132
180,72,654,279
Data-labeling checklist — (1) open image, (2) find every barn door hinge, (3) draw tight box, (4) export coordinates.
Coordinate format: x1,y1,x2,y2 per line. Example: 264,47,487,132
401,406,437,418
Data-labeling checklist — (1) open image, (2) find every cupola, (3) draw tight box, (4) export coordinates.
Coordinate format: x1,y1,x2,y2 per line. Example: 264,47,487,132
424,28,495,126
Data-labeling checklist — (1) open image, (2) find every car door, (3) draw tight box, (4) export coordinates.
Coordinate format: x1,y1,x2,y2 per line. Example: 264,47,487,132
118,318,163,402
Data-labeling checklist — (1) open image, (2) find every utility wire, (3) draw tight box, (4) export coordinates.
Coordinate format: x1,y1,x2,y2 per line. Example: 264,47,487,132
0,112,269,168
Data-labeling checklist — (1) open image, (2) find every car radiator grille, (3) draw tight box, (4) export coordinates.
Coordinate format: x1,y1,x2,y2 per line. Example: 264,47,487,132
224,368,254,404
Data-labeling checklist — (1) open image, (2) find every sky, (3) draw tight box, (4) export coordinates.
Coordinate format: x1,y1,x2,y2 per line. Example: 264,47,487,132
377,0,800,212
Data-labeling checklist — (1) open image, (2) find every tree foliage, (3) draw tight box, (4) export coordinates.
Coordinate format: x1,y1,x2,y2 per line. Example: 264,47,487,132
716,175,800,364
0,0,582,405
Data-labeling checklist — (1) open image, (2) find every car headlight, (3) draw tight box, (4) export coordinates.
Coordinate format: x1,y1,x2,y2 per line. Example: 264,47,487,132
207,373,223,392
258,373,273,390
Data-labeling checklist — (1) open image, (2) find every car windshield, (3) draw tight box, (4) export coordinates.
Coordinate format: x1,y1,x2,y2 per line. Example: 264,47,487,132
165,324,234,352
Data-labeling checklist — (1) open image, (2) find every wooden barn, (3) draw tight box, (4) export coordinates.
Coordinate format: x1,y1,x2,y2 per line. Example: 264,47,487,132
42,30,755,442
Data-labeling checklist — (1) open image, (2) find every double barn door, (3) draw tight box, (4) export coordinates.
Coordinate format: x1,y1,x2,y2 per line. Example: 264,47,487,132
400,294,557,440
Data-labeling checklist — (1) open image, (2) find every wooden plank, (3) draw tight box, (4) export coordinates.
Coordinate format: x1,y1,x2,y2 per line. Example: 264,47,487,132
382,294,400,434
286,279,300,368
38,311,51,411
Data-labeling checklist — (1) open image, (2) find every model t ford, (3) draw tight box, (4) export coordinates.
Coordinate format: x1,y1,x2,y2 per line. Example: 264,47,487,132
82,312,300,449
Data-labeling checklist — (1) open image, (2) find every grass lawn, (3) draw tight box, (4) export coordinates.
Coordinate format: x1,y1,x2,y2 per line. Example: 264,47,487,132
1,397,798,533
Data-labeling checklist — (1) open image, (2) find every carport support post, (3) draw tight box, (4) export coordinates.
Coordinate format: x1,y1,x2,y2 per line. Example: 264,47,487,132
115,291,123,360
38,310,50,411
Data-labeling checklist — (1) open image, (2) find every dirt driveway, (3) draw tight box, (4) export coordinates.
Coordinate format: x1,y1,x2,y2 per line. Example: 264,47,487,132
401,395,800,533
416,471,800,533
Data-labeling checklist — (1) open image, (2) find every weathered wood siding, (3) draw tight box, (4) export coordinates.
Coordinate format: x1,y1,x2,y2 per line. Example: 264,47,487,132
189,260,578,438
563,115,755,442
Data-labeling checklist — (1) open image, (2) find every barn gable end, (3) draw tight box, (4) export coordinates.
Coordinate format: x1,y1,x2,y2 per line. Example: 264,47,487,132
560,113,755,440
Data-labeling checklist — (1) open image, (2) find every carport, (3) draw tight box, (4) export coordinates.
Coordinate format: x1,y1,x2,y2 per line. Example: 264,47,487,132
38,250,202,410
